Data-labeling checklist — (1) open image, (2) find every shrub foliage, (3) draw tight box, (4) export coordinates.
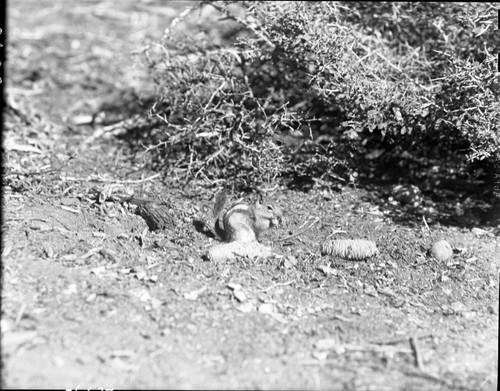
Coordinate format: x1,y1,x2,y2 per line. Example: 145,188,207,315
138,1,499,186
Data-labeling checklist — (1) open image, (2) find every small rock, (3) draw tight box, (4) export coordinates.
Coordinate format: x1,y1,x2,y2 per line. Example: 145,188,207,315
314,338,338,350
258,303,275,314
85,293,97,302
234,290,247,303
149,275,159,283
461,311,476,320
363,284,378,297
184,286,207,301
430,240,453,262
236,302,254,313
0,319,13,333
43,245,54,258
227,282,242,291
312,350,329,361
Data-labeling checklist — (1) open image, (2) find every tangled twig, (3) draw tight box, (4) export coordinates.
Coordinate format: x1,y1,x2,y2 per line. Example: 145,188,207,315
275,217,320,242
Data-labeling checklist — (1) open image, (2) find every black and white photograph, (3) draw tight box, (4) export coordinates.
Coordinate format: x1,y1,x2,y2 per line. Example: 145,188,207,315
2,1,499,389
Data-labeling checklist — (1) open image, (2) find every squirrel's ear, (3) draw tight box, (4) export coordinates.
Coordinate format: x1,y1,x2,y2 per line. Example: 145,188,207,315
257,193,264,205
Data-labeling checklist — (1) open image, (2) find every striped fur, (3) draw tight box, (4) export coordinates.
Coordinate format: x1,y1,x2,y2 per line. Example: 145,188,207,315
213,191,282,243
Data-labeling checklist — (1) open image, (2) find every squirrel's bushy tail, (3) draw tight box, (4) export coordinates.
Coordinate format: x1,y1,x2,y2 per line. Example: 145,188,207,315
213,189,228,218
213,189,229,241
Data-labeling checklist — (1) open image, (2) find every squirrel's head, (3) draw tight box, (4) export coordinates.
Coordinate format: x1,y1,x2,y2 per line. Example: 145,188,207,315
255,195,283,226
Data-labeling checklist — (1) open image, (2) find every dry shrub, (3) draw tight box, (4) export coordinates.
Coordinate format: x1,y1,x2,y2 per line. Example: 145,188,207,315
136,1,499,187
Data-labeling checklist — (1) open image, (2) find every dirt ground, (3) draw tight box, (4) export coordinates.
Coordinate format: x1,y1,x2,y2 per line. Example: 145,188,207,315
2,1,499,390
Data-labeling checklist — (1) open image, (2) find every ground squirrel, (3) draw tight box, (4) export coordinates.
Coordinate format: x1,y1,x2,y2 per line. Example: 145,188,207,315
213,190,283,242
